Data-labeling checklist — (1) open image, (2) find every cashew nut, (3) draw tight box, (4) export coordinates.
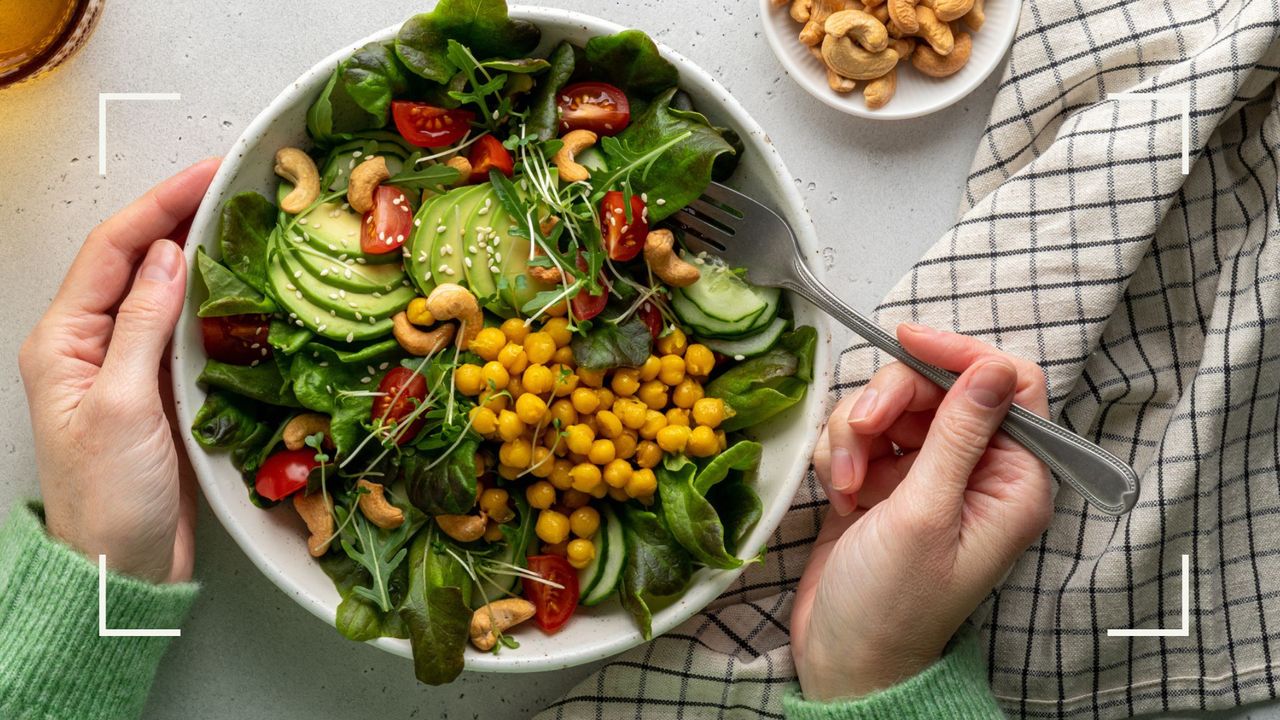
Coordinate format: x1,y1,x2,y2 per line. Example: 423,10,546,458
912,5,954,55
470,598,536,651
347,156,390,214
790,0,812,23
283,413,332,451
436,513,488,543
863,66,897,109
912,30,970,76
826,9,888,52
356,479,404,529
962,0,984,30
393,311,456,356
446,156,472,185
810,47,857,92
644,230,701,287
821,35,899,80
892,37,917,59
293,492,334,558
552,129,597,184
886,0,919,34
426,283,483,350
930,0,974,22
799,19,826,46
274,148,320,215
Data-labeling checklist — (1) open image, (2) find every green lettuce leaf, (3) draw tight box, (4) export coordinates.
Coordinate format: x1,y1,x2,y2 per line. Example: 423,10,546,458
217,192,276,294
402,437,480,516
198,359,300,408
706,326,817,431
307,68,385,143
570,311,652,370
657,441,762,570
527,41,577,141
399,528,473,685
618,505,693,639
340,41,410,121
583,30,679,99
395,0,540,84
195,248,275,317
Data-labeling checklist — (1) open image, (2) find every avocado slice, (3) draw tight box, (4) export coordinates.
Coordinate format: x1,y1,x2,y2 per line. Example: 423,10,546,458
276,184,398,265
278,244,415,322
431,184,491,289
461,187,503,309
285,239,407,294
405,192,449,296
492,203,556,315
267,253,393,343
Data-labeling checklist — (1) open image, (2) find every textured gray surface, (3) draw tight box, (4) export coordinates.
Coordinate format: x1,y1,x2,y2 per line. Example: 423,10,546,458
0,1,1270,718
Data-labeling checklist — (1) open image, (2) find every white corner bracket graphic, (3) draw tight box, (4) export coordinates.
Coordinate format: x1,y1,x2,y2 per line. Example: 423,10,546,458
1107,554,1190,638
98,555,181,637
97,92,181,177
1107,92,1191,175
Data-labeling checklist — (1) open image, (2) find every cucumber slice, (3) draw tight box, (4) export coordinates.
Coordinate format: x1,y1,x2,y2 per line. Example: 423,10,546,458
681,254,778,324
577,509,608,598
700,317,790,358
582,505,626,606
672,288,778,339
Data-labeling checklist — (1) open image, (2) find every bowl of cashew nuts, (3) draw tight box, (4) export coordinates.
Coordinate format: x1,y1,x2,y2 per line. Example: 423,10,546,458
760,0,1021,118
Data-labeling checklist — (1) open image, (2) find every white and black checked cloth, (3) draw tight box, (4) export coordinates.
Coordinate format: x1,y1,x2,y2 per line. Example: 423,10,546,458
538,0,1280,717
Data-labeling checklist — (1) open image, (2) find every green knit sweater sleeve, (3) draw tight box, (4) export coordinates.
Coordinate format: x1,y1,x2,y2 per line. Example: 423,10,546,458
0,503,198,720
783,628,1003,720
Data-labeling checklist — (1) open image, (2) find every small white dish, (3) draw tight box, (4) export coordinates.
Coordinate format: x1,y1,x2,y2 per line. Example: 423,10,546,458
759,0,1021,119
173,6,831,675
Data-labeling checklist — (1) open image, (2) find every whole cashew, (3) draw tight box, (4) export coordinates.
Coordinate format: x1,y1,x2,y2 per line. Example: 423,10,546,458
393,311,456,356
347,156,390,214
470,598,536,651
426,283,483,350
790,0,813,22
283,413,332,451
552,129,597,184
821,35,899,80
274,148,320,215
436,513,488,543
446,156,472,185
293,491,334,557
810,46,857,93
962,0,984,30
826,9,889,52
865,3,898,36
644,230,701,287
913,5,954,55
863,66,897,109
887,0,919,34
356,479,404,529
930,0,974,21
912,30,971,76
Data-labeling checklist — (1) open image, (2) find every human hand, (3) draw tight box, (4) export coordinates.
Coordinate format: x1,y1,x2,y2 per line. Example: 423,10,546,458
19,159,220,584
791,324,1054,701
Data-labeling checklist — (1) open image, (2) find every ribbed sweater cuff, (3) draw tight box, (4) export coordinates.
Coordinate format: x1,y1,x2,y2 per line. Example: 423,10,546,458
0,503,198,720
783,628,1003,720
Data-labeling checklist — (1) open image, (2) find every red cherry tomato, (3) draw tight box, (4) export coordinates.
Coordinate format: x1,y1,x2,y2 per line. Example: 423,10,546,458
372,367,429,444
599,191,648,262
638,300,663,339
523,554,580,633
361,185,415,255
201,315,271,365
467,135,514,183
557,82,631,136
392,101,475,148
255,449,321,501
570,254,608,321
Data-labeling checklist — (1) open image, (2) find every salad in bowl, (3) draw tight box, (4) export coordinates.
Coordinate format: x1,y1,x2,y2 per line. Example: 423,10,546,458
183,1,820,685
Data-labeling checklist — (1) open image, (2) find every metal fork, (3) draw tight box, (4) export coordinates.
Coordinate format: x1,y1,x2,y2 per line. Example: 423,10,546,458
672,182,1140,516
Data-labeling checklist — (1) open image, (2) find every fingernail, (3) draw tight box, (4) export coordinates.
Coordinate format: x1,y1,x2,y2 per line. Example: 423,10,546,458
967,360,1017,408
848,387,878,424
900,323,935,335
140,240,182,282
831,447,854,491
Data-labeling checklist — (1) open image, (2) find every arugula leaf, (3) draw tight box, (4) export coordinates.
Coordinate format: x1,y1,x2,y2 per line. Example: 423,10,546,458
528,41,577,141
618,505,693,639
198,359,301,408
706,327,817,431
340,41,410,121
402,437,480,515
583,30,680,100
320,545,410,641
307,68,384,143
217,192,277,295
195,248,275,317
336,499,422,614
657,443,763,571
570,308,652,370
400,528,473,685
395,0,540,84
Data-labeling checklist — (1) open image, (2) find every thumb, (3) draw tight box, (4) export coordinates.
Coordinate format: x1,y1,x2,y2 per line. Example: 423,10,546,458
99,239,186,387
901,358,1018,514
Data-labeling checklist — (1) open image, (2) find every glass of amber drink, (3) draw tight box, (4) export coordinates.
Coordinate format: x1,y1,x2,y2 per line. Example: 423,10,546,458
0,0,104,89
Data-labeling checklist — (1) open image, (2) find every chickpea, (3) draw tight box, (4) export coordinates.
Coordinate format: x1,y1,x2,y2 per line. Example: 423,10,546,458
588,438,616,465
548,398,578,428
594,388,616,409
614,431,638,460
561,488,592,509
596,410,623,439
639,410,667,439
469,406,498,435
551,364,579,397
570,506,601,537
515,393,548,424
639,355,661,382
479,387,509,413
570,387,601,414
498,343,529,374
658,355,686,386
685,344,715,378
499,437,533,468
687,425,718,457
618,399,648,429
691,397,728,428
454,364,485,395
637,380,669,410
522,364,554,395
470,327,507,361
529,445,554,478
666,408,691,426
656,327,687,356
656,424,691,453
672,378,704,409
567,538,596,569
543,317,572,347
611,368,641,397
527,479,557,511
608,486,631,503
626,468,658,498
578,366,606,388
549,458,574,490
634,440,663,469
498,463,521,480
565,423,595,455
569,463,603,493
602,459,634,489
480,488,515,522
506,376,524,398
535,509,570,544
501,317,530,344
496,409,524,442
482,361,510,390
717,429,728,451
589,482,608,499
524,331,556,364
552,345,575,365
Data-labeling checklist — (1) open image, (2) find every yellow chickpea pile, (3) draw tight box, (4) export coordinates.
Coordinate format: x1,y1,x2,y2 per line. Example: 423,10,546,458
456,318,732,569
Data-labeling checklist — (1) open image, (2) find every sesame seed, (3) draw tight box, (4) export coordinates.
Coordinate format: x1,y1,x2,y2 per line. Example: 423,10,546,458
299,218,309,225
346,332,355,342
656,198,667,206
437,225,447,233
293,271,302,279
414,218,422,227
353,150,363,158
464,257,473,268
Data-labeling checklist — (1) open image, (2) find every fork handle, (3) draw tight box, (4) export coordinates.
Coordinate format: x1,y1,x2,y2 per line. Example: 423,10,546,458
786,259,1139,516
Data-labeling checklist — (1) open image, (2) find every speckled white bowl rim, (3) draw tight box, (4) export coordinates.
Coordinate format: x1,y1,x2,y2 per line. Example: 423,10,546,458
173,5,832,674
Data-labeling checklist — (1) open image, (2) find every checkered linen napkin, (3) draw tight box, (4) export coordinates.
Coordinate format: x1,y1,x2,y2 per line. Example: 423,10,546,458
539,1,1280,717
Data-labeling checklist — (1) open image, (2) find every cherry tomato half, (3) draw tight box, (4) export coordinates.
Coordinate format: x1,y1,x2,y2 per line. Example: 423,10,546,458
638,300,663,340
570,253,608,321
392,101,475,148
523,554,580,633
557,82,631,136
361,185,415,255
467,135,514,183
201,314,271,365
255,449,321,501
372,367,429,444
600,191,648,262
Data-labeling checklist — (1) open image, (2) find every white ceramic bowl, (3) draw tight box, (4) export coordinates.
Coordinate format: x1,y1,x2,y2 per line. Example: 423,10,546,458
174,6,831,674
759,0,1020,119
